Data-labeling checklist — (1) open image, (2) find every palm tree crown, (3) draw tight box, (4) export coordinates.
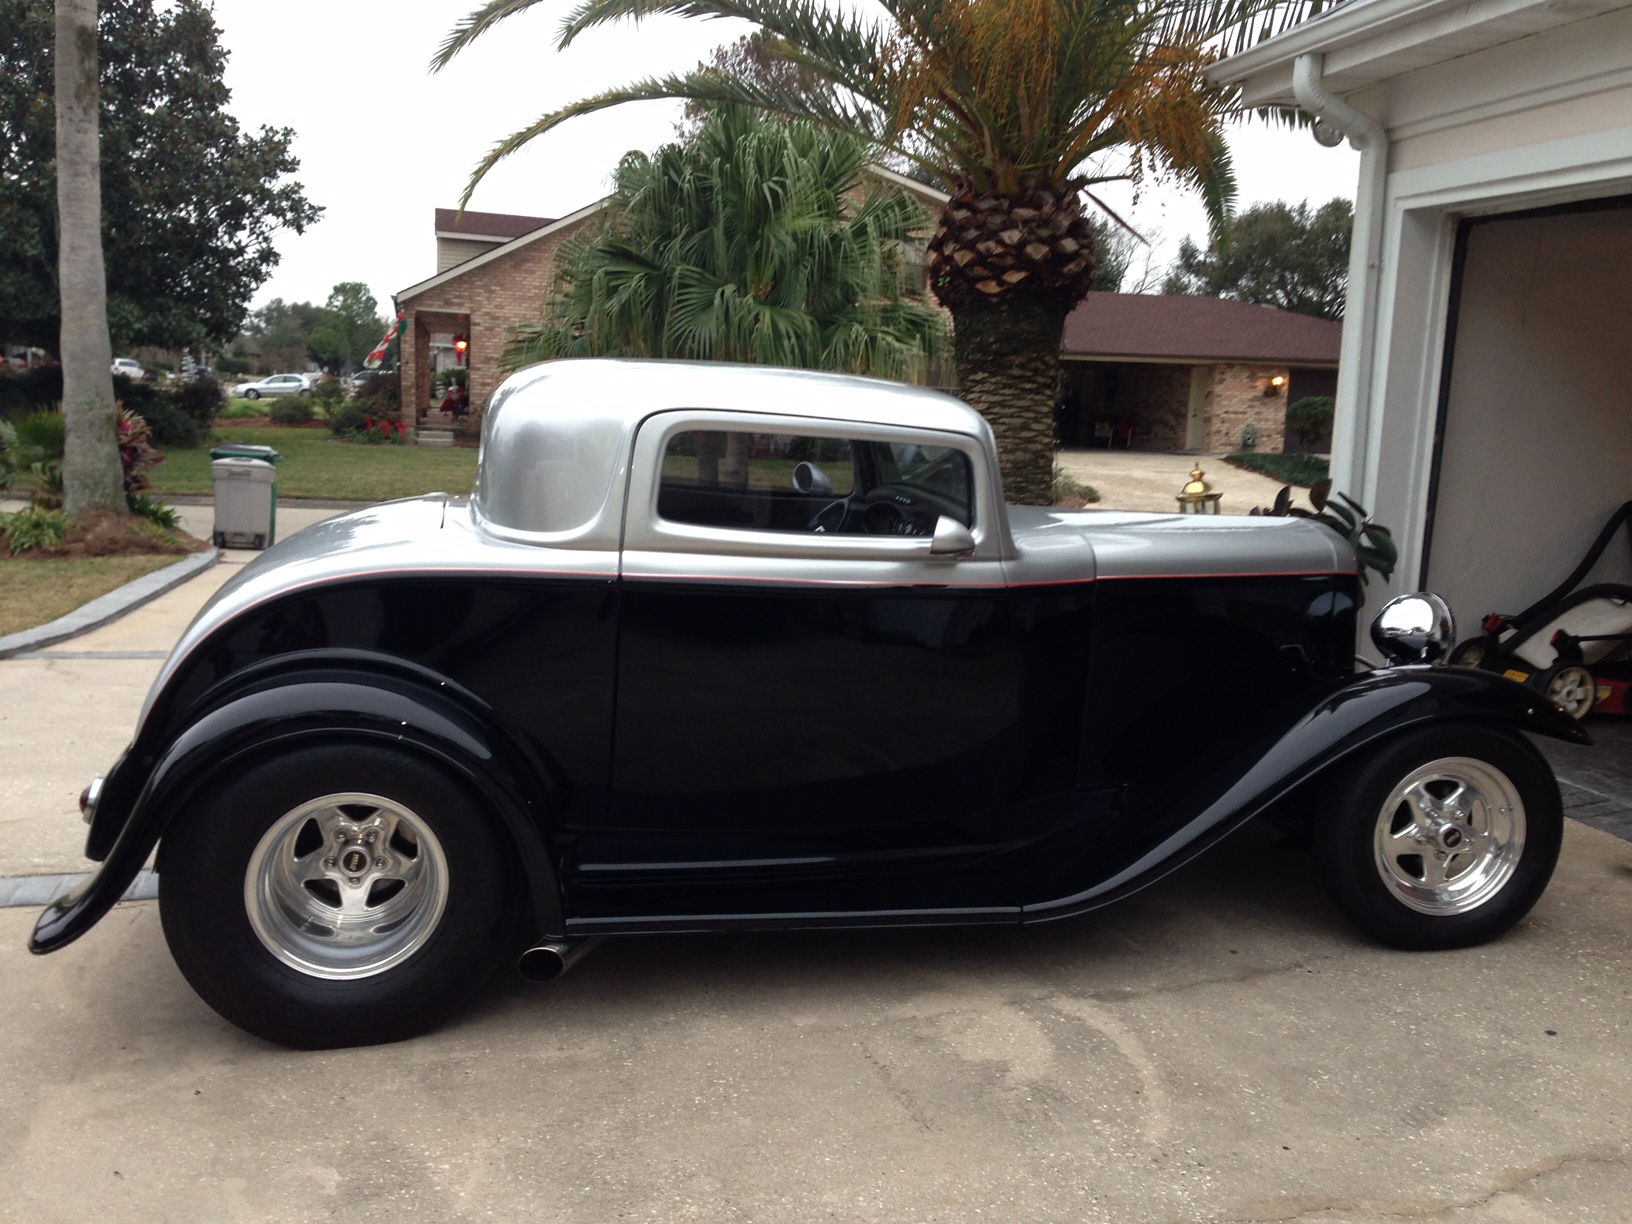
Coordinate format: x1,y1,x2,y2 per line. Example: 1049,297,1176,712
438,0,1328,503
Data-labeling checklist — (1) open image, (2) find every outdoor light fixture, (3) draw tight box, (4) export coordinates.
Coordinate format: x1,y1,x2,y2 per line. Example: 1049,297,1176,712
1264,374,1286,397
1312,119,1345,148
452,334,469,366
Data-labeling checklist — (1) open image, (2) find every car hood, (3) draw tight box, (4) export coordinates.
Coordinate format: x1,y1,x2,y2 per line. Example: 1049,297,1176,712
1005,505,1356,584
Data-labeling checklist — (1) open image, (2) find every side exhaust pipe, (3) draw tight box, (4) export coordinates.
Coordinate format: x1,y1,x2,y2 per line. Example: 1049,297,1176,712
517,937,598,983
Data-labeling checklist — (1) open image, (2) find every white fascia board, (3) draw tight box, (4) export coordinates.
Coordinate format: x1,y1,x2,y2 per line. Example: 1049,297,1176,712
1209,0,1625,107
433,232,521,244
397,198,611,303
864,163,951,204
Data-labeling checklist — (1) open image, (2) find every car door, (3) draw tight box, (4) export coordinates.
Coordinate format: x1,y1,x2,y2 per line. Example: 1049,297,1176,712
566,410,1093,926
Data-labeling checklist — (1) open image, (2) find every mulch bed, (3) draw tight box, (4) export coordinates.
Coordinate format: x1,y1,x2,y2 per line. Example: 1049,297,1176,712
0,508,206,561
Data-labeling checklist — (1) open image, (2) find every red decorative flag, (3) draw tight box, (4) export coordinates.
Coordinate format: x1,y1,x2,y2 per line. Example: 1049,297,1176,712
365,313,403,369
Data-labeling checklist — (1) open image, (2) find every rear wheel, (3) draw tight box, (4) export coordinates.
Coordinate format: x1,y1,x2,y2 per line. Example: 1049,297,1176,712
1313,725,1562,950
158,744,512,1048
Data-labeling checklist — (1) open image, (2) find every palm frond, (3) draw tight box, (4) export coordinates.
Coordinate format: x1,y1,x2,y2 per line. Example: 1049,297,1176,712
432,0,551,72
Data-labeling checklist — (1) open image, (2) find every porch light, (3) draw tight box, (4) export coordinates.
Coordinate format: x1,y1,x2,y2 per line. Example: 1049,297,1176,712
1264,374,1285,397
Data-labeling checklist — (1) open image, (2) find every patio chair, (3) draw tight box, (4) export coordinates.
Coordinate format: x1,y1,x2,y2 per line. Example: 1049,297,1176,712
1114,418,1135,449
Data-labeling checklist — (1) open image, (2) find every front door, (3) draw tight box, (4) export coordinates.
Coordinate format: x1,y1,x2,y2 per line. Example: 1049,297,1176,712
565,411,1086,926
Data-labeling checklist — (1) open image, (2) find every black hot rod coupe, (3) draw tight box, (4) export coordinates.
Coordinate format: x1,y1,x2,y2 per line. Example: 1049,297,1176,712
34,361,1587,1048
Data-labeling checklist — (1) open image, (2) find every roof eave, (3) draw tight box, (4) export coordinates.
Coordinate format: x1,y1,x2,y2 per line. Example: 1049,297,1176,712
397,198,612,304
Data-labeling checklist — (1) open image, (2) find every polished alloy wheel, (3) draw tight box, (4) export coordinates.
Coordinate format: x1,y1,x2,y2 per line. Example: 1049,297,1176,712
244,792,449,979
1372,757,1525,915
1546,665,1597,720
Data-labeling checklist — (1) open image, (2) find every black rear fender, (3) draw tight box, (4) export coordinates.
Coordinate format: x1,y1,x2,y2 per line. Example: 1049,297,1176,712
1022,665,1587,923
31,671,565,955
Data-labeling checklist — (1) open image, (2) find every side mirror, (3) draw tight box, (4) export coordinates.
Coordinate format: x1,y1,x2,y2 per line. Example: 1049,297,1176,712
1370,592,1456,665
928,515,976,556
792,461,833,496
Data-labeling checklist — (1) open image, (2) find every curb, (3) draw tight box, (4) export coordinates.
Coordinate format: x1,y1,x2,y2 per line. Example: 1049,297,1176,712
0,548,219,659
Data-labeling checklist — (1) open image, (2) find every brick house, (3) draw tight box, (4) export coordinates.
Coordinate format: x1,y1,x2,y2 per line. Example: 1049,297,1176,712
393,168,950,435
393,201,611,434
1057,293,1342,454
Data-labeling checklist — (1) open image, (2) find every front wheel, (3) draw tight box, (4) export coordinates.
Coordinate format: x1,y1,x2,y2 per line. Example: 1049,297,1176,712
244,388,260,400
157,743,513,1048
1313,725,1562,950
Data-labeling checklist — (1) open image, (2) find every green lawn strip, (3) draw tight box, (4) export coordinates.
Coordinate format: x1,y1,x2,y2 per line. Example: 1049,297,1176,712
149,426,478,502
0,554,177,637
1223,452,1330,488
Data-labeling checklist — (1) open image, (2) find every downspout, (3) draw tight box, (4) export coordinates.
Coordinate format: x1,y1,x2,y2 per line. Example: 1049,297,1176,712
1292,53,1389,519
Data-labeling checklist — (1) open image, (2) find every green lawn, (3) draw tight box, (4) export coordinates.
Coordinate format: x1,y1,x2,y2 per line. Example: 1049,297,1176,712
0,555,177,637
151,425,478,502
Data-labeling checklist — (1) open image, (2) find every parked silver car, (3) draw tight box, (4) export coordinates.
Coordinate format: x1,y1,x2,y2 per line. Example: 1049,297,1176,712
233,373,313,400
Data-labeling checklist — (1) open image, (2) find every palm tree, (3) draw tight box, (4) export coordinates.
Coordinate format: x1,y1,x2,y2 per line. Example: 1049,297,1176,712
55,0,126,518
503,106,947,382
436,0,1323,504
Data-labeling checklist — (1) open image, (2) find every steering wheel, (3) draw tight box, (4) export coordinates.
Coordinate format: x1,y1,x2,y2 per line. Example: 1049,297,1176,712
861,499,923,536
806,498,852,534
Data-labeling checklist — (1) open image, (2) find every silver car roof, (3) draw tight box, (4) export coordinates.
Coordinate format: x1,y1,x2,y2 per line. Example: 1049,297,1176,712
475,359,998,543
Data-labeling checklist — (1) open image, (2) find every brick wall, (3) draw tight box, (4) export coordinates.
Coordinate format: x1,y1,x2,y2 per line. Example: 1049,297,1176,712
399,217,593,426
1203,363,1289,453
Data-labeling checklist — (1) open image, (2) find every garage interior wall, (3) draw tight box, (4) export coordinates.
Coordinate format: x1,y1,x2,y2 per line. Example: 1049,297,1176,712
1425,203,1632,632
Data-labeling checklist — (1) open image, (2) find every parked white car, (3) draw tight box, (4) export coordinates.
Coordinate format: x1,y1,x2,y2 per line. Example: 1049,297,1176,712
233,373,313,400
111,358,145,379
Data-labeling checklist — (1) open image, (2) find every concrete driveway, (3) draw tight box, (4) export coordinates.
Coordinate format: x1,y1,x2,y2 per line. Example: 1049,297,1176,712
1056,449,1298,515
3,822,1631,1223
5,499,1632,1222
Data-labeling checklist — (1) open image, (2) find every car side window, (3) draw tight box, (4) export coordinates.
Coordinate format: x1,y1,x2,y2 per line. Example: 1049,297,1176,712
658,429,973,537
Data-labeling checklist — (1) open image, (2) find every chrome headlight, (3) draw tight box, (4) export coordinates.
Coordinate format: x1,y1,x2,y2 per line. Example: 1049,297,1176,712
1371,592,1456,665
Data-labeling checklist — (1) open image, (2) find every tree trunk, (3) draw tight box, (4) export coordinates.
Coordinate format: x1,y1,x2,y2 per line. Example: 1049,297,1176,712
952,294,1068,506
55,0,125,519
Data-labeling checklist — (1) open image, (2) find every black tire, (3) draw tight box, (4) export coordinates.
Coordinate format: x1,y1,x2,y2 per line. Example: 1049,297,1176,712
157,743,512,1048
244,388,259,400
1313,724,1562,950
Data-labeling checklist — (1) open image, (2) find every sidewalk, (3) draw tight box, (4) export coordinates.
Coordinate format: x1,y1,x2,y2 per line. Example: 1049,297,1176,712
0,501,351,877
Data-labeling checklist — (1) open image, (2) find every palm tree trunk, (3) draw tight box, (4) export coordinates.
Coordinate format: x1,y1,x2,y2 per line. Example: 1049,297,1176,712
55,0,125,519
952,295,1067,506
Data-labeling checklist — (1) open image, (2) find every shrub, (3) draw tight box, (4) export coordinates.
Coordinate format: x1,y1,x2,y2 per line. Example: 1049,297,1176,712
219,398,269,420
351,415,410,445
1051,467,1100,507
215,354,253,376
3,409,66,503
137,398,203,448
0,365,63,414
352,370,401,413
1286,396,1335,450
3,505,68,553
1225,451,1330,488
174,376,226,429
117,406,163,502
129,492,182,530
270,397,314,425
328,400,369,437
311,376,347,419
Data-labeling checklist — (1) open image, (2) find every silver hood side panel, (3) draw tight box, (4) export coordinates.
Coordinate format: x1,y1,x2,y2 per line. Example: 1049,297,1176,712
1005,506,1354,585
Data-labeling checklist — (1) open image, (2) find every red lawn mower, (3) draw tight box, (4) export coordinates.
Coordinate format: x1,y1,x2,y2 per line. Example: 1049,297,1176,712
1449,499,1632,719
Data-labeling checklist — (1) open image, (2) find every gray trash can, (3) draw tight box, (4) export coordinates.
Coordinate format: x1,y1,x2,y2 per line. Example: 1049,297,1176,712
211,456,277,549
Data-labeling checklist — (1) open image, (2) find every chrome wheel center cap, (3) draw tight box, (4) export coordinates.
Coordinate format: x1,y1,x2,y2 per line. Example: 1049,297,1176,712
1439,825,1465,851
341,847,371,875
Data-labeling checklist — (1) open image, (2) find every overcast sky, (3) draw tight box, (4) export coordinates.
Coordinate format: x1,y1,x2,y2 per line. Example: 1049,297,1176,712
210,0,1360,321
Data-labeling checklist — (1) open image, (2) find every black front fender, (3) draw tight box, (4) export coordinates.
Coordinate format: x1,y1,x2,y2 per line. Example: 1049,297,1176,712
1022,665,1588,923
30,675,566,955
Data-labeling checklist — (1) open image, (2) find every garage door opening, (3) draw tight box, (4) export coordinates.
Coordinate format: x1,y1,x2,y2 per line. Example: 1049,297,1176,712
1422,197,1632,635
